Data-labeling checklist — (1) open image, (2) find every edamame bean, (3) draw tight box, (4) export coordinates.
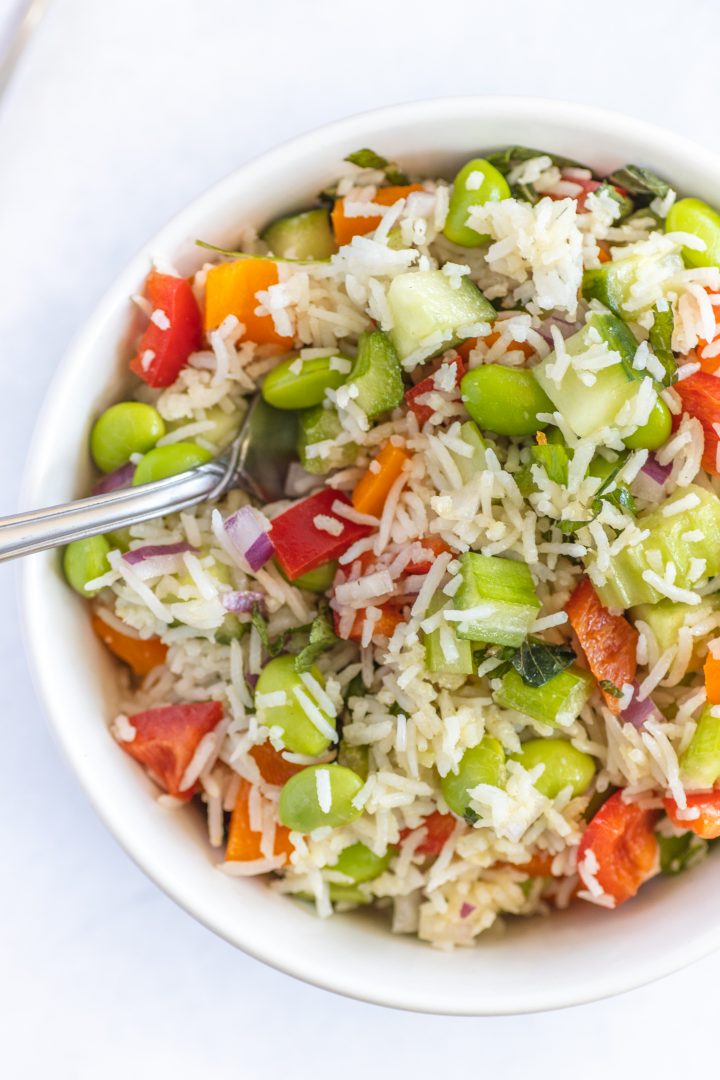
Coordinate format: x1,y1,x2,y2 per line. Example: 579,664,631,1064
90,402,165,473
278,559,337,593
331,842,393,884
440,736,505,818
278,764,364,832
666,197,720,268
63,535,111,595
461,365,553,437
132,442,212,486
337,741,369,780
255,654,336,755
511,738,595,799
443,158,511,247
262,354,351,410
623,396,672,451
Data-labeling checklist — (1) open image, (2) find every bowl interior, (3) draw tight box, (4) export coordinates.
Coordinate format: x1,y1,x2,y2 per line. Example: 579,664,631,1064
22,97,720,1014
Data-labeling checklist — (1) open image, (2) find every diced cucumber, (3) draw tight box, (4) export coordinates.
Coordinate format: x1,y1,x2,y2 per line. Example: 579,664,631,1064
632,597,720,658
386,270,495,363
451,421,487,484
261,208,337,260
680,707,720,789
297,405,358,475
533,314,641,438
582,246,680,317
453,552,540,648
423,592,474,676
593,485,720,609
493,665,594,728
346,330,404,419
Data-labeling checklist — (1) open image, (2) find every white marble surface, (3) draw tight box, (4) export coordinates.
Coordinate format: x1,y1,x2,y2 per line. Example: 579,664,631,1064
2,0,720,1074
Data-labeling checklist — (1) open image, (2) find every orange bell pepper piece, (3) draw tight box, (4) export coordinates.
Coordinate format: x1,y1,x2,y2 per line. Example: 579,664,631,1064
352,442,411,518
91,612,168,677
203,257,292,346
226,778,294,862
341,604,406,643
331,184,423,246
249,742,304,786
704,653,720,705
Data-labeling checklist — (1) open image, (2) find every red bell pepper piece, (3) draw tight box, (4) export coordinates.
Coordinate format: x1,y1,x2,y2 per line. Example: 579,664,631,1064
399,811,457,856
129,271,203,388
674,371,720,475
120,701,223,799
269,489,372,579
405,356,465,425
565,576,638,713
664,790,720,839
577,791,659,906
405,536,452,575
335,603,406,643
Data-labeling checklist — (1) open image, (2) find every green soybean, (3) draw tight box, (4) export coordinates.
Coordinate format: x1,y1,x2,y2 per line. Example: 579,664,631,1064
461,365,553,437
623,396,672,451
277,559,337,593
337,741,369,780
440,736,506,818
90,402,165,473
132,443,213,486
262,354,351,410
63,535,111,596
666,197,720,268
278,764,364,832
511,738,596,799
331,842,392,883
444,158,511,247
255,654,336,755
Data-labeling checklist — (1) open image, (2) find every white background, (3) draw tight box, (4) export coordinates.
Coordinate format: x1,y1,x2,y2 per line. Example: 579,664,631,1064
1,0,719,1076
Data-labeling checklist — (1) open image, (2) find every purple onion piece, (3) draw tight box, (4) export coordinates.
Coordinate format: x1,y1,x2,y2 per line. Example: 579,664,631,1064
123,542,196,565
92,462,135,495
224,506,274,571
222,590,267,615
459,902,475,919
245,532,274,572
621,684,656,729
246,672,259,691
641,453,672,485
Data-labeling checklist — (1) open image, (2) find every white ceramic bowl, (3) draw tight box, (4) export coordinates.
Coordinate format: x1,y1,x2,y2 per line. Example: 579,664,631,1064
21,97,720,1015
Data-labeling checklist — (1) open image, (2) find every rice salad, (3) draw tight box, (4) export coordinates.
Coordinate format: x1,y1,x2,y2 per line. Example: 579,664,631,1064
65,145,720,948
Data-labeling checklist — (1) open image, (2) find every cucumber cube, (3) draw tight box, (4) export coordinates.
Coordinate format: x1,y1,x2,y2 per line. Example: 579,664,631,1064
387,270,495,364
261,208,337,260
347,330,404,420
297,406,358,475
680,707,720,789
493,665,594,728
453,553,540,648
423,592,474,675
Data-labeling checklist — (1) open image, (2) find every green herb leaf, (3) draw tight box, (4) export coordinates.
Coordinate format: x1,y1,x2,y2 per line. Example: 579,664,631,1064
658,830,708,876
649,305,677,386
251,604,284,657
529,444,570,486
606,165,671,202
486,146,585,175
344,148,408,185
464,807,480,826
294,611,338,674
510,637,576,688
592,180,635,220
599,678,623,699
344,672,368,700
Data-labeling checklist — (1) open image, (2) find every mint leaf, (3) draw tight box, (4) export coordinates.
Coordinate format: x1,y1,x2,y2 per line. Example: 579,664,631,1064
511,637,576,687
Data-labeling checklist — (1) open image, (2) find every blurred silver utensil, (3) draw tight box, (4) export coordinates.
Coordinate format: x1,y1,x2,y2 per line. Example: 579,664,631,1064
0,0,47,98
0,396,298,561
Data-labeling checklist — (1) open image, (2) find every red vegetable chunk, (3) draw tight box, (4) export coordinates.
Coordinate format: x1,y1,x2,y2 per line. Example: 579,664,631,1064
269,489,372,579
674,371,720,475
664,790,720,839
120,701,223,799
129,271,203,388
577,791,659,906
405,357,465,425
399,811,457,856
565,576,638,713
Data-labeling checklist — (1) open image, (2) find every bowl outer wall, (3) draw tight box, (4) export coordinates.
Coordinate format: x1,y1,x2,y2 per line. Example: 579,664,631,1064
20,97,720,1015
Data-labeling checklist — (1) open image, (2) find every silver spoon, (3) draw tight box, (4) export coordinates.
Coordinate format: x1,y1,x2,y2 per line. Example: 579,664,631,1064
0,397,298,561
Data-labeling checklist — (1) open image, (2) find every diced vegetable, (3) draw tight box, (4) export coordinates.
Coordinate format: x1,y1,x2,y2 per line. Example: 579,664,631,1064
346,330,404,420
270,488,372,579
440,737,506,819
90,402,165,474
129,272,203,388
449,420,487,484
255,654,336,756
204,257,292,345
278,764,364,832
405,536,452,574
331,184,423,246
297,405,358,475
453,552,540,648
632,597,719,663
352,442,410,517
577,790,659,905
399,811,457,855
294,611,338,673
226,778,294,862
665,197,720,268
443,158,511,247
591,485,720,610
679,706,720,789
405,356,465,425
262,353,350,410
674,371,720,475
386,270,495,363
493,665,594,728
509,638,576,688
248,742,304,786
63,536,111,596
658,830,708,875
423,592,474,676
337,741,369,781
331,842,393,884
261,207,337,260
565,576,638,713
338,604,406,643
511,738,596,799
461,365,553,437
705,654,720,705
132,443,213,485
606,165,670,202
664,790,720,840
583,254,666,319
119,701,223,799
648,305,677,385
91,612,167,677
277,559,337,593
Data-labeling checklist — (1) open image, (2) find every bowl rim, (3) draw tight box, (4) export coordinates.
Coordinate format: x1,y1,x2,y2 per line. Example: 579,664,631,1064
20,94,720,1015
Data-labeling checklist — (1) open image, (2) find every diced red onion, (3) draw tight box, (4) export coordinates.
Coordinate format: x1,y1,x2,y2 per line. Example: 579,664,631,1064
621,685,657,729
224,506,274,572
123,542,196,565
459,902,475,919
246,672,259,691
222,590,267,615
92,462,135,495
632,454,672,502
642,453,672,485
538,317,580,346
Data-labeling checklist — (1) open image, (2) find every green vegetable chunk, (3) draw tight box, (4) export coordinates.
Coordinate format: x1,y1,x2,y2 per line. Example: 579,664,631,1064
511,738,595,798
451,421,487,483
387,270,495,362
461,365,553,437
262,353,350,410
658,830,708,875
90,402,165,473
132,443,212,485
255,654,336,755
331,842,392,883
493,665,594,728
623,397,672,451
346,330,404,420
680,707,720,789
440,736,505,819
261,208,338,260
454,552,540,648
443,158,510,247
63,535,111,596
666,197,720,268
423,592,474,676
278,559,337,593
297,405,358,474
337,741,369,781
632,597,720,656
278,764,364,832
294,611,338,674
510,638,576,688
